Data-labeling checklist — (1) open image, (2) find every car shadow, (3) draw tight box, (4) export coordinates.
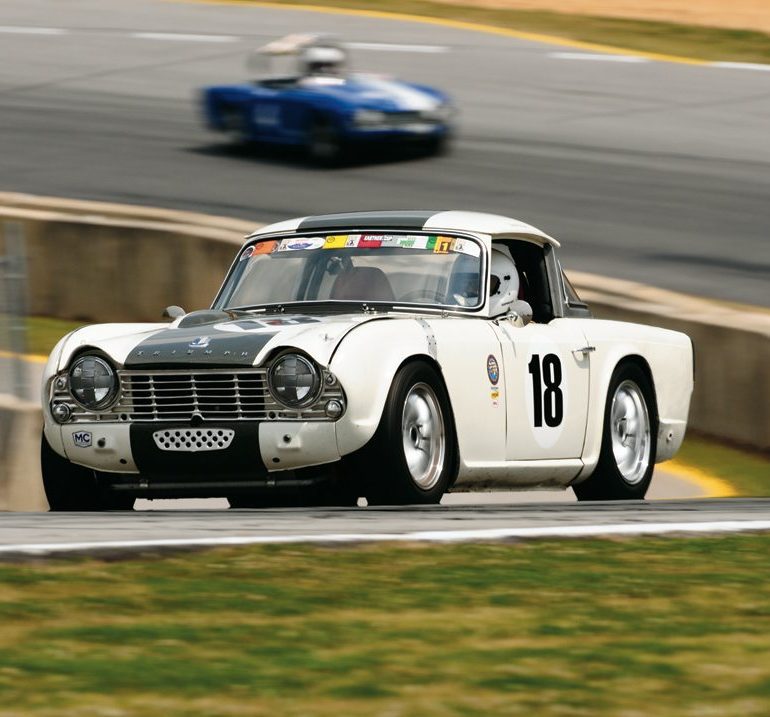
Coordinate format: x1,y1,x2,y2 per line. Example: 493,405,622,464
188,140,447,170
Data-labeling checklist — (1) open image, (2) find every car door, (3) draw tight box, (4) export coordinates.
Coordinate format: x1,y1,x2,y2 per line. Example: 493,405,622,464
494,317,591,460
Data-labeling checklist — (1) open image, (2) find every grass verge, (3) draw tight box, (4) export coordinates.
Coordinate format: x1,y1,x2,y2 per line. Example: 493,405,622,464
225,0,770,64
24,316,84,357
675,435,769,497
1,537,770,715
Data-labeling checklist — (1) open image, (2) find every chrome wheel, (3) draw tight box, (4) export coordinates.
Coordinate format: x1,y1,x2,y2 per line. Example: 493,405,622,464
610,380,651,485
401,382,446,490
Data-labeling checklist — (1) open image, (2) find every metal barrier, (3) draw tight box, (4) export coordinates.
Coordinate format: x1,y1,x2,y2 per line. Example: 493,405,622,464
0,221,29,399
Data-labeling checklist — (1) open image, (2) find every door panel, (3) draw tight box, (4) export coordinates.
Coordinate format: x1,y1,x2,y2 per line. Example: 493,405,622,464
495,318,590,460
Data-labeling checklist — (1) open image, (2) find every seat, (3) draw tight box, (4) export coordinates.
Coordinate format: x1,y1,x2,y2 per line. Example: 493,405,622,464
330,266,395,302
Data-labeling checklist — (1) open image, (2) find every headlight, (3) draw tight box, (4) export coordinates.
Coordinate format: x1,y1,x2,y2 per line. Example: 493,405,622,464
268,354,321,408
422,104,453,122
354,109,387,127
68,356,119,411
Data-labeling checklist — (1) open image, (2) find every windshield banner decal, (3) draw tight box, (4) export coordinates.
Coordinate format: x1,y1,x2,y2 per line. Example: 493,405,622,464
247,233,481,258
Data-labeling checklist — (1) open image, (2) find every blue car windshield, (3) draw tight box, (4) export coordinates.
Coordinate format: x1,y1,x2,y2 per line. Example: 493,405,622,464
216,233,483,310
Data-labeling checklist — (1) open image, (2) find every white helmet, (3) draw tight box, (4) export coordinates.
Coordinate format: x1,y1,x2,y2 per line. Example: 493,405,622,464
300,45,346,76
489,247,520,316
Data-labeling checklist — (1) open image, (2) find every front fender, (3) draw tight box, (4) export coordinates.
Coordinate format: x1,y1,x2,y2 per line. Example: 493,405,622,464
330,319,431,456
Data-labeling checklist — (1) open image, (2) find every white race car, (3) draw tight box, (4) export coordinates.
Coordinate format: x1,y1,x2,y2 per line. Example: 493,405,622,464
41,211,693,510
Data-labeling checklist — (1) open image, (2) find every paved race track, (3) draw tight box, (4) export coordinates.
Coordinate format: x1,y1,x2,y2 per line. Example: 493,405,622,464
1,0,769,305
2,499,770,556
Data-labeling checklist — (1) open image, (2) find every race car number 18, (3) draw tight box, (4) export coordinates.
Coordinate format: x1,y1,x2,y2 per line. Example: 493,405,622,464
528,353,563,427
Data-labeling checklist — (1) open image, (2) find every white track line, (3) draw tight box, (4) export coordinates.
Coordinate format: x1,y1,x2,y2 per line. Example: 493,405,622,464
2,520,770,556
550,52,650,63
130,32,238,43
0,25,68,35
710,61,770,72
347,42,448,53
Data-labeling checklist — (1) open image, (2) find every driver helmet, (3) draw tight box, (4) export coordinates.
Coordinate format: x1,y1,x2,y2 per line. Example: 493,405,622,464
489,247,520,316
300,45,346,76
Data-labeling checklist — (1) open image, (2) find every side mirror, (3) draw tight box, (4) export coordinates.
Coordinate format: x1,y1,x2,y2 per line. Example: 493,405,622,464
162,305,186,320
508,300,533,327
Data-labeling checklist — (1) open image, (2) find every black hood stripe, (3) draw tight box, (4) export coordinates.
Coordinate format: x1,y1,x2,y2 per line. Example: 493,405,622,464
124,322,282,368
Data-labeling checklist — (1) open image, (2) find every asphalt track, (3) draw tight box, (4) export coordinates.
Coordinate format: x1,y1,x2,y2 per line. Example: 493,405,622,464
2,499,770,557
1,0,769,305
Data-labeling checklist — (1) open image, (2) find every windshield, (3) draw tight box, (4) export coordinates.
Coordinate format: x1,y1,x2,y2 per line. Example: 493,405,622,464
216,232,484,311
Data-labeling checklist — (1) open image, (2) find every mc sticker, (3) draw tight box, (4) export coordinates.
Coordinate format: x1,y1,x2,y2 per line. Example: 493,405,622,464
72,431,92,448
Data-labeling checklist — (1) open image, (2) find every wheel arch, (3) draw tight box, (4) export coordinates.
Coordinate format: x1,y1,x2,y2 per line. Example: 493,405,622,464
329,319,446,457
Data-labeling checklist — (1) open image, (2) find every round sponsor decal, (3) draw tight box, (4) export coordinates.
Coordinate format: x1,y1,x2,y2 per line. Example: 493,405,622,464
487,354,500,385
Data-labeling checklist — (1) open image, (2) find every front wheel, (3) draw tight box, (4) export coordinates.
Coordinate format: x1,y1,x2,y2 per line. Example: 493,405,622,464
573,363,657,501
307,120,345,166
41,435,134,511
363,361,457,505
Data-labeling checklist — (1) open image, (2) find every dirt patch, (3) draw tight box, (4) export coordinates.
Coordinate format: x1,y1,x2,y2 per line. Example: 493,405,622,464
438,0,770,34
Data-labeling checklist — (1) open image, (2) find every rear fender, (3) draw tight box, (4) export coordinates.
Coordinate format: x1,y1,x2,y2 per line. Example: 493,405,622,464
577,320,693,479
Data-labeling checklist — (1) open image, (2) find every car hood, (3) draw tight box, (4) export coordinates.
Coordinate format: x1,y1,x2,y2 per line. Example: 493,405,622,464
303,75,444,112
57,312,399,371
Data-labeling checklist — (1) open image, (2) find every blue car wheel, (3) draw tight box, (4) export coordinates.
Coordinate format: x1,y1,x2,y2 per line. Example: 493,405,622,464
308,118,345,165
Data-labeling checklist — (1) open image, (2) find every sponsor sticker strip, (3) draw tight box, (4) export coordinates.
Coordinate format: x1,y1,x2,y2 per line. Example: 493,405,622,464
242,235,481,258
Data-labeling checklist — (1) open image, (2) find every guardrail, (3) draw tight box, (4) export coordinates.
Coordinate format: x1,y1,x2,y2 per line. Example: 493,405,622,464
0,192,767,510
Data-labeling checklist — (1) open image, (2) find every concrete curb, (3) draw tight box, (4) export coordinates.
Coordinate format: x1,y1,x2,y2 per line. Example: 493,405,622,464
0,394,47,511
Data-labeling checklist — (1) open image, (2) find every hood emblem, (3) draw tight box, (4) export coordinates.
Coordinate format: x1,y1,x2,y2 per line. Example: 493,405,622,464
189,336,210,349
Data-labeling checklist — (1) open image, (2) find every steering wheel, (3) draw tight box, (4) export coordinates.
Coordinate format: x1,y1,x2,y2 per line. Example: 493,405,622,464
399,288,445,303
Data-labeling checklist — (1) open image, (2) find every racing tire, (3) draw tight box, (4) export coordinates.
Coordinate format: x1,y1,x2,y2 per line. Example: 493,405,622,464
308,119,346,166
362,361,458,505
424,133,450,157
573,363,657,501
41,434,135,511
222,106,252,145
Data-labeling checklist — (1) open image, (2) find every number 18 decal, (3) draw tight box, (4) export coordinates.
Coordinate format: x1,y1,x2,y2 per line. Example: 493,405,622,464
528,353,564,427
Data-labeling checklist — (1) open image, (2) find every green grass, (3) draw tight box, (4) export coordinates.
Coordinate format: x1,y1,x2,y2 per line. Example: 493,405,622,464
24,316,83,356
1,537,770,715
677,435,770,497
230,0,770,64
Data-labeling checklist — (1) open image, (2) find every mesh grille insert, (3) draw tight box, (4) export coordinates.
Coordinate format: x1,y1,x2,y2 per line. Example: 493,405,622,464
152,428,235,452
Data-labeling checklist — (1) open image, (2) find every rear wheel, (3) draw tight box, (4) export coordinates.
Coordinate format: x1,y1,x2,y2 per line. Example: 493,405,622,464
363,361,457,505
41,435,134,511
573,363,657,501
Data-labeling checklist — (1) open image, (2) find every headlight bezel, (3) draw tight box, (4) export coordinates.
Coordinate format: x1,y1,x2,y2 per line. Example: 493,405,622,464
267,353,323,409
354,108,387,127
67,355,120,412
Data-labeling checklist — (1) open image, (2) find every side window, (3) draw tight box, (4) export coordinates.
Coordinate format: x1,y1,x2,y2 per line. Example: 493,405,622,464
497,240,554,323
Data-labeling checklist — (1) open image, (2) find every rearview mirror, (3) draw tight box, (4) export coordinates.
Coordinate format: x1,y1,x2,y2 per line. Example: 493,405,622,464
162,305,186,320
508,300,533,327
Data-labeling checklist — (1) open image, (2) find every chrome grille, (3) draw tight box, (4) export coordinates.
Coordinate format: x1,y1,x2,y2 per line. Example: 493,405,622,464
50,369,344,423
120,371,268,421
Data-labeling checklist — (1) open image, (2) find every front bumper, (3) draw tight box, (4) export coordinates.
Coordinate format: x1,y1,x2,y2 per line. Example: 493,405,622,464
344,123,450,143
49,419,341,482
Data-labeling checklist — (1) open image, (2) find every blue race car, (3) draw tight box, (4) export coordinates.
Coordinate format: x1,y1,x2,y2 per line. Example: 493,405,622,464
201,35,454,163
